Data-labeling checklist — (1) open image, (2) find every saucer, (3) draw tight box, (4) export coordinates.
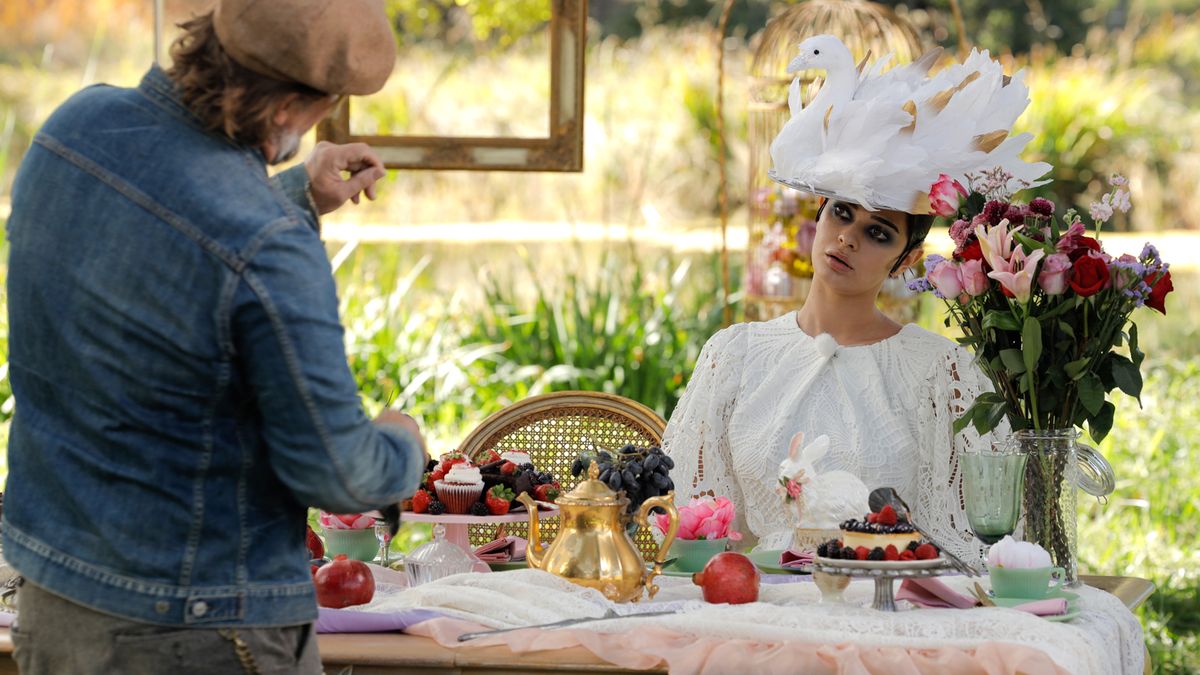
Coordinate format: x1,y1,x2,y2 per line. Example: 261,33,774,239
747,549,811,574
485,560,528,572
988,589,1080,621
657,561,699,578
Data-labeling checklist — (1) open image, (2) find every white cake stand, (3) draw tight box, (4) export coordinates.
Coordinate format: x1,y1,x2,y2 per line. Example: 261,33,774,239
402,503,560,552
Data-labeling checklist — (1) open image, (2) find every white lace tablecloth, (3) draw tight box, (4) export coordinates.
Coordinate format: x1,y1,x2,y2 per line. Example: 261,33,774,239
357,570,1143,675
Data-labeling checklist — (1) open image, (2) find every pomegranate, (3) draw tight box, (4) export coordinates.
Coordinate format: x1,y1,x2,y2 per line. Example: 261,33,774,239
314,554,375,608
306,525,325,560
691,551,760,604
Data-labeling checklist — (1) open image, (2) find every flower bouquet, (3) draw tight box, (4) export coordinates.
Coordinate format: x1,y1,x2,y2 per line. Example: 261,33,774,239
654,497,742,573
910,170,1174,579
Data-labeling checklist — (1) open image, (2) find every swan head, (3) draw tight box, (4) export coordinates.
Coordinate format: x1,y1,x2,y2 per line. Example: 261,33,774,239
787,35,853,74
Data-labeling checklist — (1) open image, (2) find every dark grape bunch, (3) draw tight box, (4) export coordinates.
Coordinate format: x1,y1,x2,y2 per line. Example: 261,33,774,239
571,444,674,515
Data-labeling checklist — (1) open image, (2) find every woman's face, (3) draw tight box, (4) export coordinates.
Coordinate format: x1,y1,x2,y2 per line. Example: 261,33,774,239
811,200,922,294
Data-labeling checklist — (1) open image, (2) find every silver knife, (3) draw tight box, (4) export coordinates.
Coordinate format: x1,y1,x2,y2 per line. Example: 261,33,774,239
457,608,681,642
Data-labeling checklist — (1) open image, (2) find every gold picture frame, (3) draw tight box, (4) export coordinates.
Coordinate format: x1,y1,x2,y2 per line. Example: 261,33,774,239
317,0,587,172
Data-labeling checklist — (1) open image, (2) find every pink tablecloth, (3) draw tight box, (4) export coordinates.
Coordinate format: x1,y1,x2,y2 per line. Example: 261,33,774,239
408,616,1071,675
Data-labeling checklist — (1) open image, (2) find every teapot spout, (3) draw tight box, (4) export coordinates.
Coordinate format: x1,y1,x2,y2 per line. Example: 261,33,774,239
515,492,544,569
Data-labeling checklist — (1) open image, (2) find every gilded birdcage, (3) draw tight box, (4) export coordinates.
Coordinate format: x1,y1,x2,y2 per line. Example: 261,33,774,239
744,1,925,322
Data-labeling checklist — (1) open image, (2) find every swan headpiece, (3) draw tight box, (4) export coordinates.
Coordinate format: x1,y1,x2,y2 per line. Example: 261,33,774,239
769,35,1052,214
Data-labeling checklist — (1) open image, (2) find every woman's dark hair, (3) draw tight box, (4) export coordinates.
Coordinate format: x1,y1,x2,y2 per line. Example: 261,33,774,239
816,199,933,276
166,12,327,147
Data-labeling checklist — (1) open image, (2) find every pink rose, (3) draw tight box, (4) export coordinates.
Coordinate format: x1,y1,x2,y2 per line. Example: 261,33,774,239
929,174,968,217
959,259,988,297
927,260,964,299
786,479,803,500
1038,253,1072,296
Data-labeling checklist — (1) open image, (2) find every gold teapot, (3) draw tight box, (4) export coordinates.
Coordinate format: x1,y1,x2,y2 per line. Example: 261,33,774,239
516,462,679,602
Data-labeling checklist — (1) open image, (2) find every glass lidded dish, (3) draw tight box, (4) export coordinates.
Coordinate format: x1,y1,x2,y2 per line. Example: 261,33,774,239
403,524,476,587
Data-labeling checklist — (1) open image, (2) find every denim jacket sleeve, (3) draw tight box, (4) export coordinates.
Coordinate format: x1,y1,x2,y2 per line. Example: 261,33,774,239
269,165,321,229
232,217,423,513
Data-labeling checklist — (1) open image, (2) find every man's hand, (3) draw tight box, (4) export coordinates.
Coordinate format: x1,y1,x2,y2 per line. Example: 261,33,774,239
304,141,387,215
375,409,429,467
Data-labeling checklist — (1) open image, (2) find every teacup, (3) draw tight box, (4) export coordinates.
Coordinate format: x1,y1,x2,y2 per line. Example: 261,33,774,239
989,565,1066,599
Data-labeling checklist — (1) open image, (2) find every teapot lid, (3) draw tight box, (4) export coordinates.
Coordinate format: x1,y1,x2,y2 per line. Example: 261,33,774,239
557,461,629,507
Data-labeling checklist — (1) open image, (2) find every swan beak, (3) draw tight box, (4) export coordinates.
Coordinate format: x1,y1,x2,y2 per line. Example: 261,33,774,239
786,54,809,73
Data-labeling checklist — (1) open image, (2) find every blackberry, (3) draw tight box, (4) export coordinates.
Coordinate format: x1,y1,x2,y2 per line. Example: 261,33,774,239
817,542,829,558
470,501,489,516
519,463,535,472
841,547,857,561
428,501,447,515
906,540,920,551
827,545,841,559
868,547,885,561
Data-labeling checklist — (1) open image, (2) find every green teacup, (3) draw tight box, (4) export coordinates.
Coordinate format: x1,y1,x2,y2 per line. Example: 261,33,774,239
321,527,379,562
989,565,1066,599
667,538,728,573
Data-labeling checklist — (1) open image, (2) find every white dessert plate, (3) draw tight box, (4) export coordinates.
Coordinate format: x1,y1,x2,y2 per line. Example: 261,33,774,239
814,555,948,570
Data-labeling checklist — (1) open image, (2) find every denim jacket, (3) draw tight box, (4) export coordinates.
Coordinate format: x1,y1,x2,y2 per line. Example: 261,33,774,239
2,66,423,627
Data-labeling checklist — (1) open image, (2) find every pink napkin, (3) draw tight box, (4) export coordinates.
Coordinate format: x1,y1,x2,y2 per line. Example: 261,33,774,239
779,549,815,569
897,578,1068,616
473,536,527,562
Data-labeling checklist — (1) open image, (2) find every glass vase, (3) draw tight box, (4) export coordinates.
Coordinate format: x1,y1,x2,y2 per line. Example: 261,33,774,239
1015,428,1080,586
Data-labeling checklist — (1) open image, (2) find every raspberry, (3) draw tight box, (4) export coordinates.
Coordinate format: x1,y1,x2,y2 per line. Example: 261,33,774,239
866,512,878,524
915,543,938,560
876,505,898,527
855,546,870,561
411,489,432,514
884,545,900,561
899,549,917,561
427,501,447,515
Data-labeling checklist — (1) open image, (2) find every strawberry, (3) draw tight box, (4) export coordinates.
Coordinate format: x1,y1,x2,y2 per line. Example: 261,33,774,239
883,544,900,561
439,452,468,473
306,525,325,560
500,461,518,476
855,546,870,561
876,505,898,527
485,450,502,464
486,485,514,515
411,489,432,514
899,549,917,561
426,467,446,491
915,543,939,560
310,564,319,577
533,482,561,503
866,512,878,524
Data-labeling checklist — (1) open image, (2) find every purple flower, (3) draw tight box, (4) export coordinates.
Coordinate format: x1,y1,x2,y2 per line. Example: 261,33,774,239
982,200,1009,226
1140,243,1161,266
1003,204,1028,225
1029,197,1055,217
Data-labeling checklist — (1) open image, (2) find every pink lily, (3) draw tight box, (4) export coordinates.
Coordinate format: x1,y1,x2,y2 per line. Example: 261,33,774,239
988,247,1046,303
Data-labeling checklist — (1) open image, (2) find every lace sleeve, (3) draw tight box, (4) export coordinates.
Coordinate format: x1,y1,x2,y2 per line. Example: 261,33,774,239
916,344,1011,568
662,325,747,523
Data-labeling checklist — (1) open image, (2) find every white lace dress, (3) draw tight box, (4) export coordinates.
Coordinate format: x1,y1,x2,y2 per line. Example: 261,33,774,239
663,311,1005,565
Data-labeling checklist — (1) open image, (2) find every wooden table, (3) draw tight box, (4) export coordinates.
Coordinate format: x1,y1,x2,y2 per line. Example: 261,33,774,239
0,575,1154,674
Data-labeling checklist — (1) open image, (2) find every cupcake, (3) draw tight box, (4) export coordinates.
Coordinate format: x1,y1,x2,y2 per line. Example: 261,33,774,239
434,462,485,514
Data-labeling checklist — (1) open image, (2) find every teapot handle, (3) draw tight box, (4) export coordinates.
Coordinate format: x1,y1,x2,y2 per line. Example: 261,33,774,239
635,492,678,600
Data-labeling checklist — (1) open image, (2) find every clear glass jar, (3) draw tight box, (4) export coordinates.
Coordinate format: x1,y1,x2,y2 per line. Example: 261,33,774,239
403,524,476,587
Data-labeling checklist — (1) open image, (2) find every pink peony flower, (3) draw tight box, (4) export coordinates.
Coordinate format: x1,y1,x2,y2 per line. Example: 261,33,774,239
319,512,376,530
929,174,968,217
1038,253,1072,296
927,260,964,299
657,497,742,541
960,259,989,297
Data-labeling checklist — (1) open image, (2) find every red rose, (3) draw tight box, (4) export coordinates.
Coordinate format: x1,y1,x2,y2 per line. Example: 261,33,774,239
1069,254,1109,297
1068,235,1103,261
957,239,984,263
1144,271,1173,314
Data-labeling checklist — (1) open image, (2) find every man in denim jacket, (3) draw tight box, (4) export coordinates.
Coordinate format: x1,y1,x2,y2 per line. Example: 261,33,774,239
2,1,425,672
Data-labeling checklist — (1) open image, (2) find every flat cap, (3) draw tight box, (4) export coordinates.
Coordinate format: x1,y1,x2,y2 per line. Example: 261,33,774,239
213,0,397,96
